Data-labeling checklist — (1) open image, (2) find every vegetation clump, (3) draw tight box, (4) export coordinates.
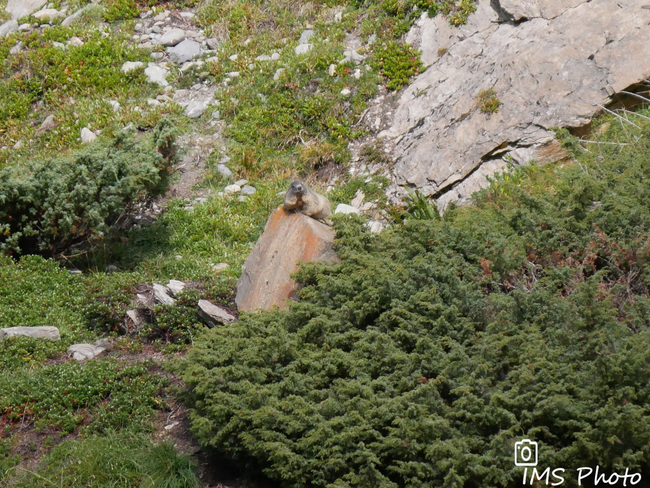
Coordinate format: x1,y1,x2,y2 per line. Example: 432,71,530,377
181,111,650,487
477,88,502,114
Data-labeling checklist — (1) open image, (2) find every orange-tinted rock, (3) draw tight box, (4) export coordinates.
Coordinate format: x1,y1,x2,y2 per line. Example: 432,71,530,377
235,206,338,312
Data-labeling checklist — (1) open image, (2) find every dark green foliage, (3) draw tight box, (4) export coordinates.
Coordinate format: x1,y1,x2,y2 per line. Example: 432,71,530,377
0,121,177,256
182,113,650,486
142,291,204,344
14,431,199,488
102,0,140,22
0,360,167,434
371,40,424,90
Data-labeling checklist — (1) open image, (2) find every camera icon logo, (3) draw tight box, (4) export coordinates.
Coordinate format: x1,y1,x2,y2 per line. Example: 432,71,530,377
514,439,538,467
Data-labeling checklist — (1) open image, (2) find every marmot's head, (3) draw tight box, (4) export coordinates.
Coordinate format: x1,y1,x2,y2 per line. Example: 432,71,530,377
289,180,305,194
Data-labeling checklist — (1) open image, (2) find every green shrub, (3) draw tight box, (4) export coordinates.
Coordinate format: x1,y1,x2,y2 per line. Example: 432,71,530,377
15,431,199,488
102,0,140,22
476,88,501,114
0,121,178,256
0,360,167,434
181,111,650,486
371,40,424,90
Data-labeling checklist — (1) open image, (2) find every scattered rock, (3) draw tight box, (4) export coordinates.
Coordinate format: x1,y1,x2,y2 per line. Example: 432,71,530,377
68,343,106,361
224,184,241,195
350,190,365,208
167,280,186,296
153,283,176,305
184,99,208,118
271,52,280,61
160,27,185,46
169,39,201,64
0,20,18,38
197,299,236,326
299,29,315,44
365,220,385,234
5,0,47,20
335,203,360,215
108,100,121,111
67,36,84,47
340,88,351,96
328,64,336,76
241,185,257,196
18,23,31,32
37,114,56,133
235,206,339,312
295,43,313,55
273,68,285,81
234,179,248,186
206,37,220,49
33,8,65,21
341,48,364,65
256,54,272,61
13,140,23,149
226,71,240,78
9,41,22,55
212,263,229,272
121,61,144,73
126,309,147,328
144,63,169,86
0,326,60,341
217,164,232,178
80,127,97,143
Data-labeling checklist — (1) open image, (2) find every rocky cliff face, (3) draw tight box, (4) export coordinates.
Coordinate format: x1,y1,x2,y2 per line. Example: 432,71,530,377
380,0,650,208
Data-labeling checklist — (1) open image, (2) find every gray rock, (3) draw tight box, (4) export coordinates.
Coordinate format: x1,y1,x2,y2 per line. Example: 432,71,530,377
169,39,201,64
295,43,312,55
62,4,93,27
33,8,65,21
144,63,169,87
108,100,121,111
224,184,241,195
153,283,176,305
212,262,229,272
234,179,248,187
273,68,285,81
217,164,233,177
256,54,272,61
126,309,147,328
150,52,164,60
67,36,84,47
0,20,18,38
18,23,31,32
340,88,351,97
121,61,144,73
13,140,23,149
379,0,650,209
9,41,23,55
167,280,186,296
197,299,236,326
206,38,220,49
160,27,185,46
38,114,56,132
341,48,364,65
68,343,106,361
80,127,97,143
271,52,280,61
6,0,46,19
299,29,315,44
0,326,60,341
241,185,257,196
364,220,385,234
184,99,208,118
335,203,360,215
226,71,240,78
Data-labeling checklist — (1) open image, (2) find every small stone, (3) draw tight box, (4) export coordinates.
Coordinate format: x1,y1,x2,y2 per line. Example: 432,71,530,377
18,23,31,32
340,88,351,96
197,299,236,326
335,203,360,215
364,220,385,234
234,179,248,186
217,164,232,177
105,264,118,273
67,36,84,47
147,98,161,107
229,53,238,61
39,114,56,132
180,12,195,19
168,39,201,64
159,27,185,46
299,29,315,44
206,38,220,50
145,63,169,86
135,22,143,31
328,64,336,76
153,283,176,305
256,54,272,61
241,185,257,196
108,100,121,111
126,309,147,327
226,71,240,78
220,155,231,164
184,100,208,119
335,11,343,22
167,280,186,296
52,41,65,49
212,263,229,272
273,68,285,81
9,41,23,55
68,343,106,361
81,127,97,144
153,11,168,21
353,69,361,79
295,43,312,55
121,61,144,73
13,140,23,149
0,326,60,341
0,20,18,38
33,8,65,21
150,51,164,60
224,184,241,195
271,52,280,61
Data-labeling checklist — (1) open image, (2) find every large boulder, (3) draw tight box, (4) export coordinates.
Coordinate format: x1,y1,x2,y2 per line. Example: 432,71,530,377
235,206,339,312
379,0,650,209
0,326,60,341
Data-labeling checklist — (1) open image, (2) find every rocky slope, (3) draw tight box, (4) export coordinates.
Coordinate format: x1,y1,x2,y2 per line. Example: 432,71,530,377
378,0,650,208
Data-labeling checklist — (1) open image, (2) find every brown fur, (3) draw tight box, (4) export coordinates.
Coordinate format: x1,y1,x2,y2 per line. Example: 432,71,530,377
283,180,332,225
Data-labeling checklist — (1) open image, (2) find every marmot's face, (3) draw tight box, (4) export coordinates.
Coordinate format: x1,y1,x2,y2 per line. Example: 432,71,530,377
290,181,304,194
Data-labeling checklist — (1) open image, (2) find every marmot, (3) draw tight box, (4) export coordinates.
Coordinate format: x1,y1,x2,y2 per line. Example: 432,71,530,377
283,180,332,225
